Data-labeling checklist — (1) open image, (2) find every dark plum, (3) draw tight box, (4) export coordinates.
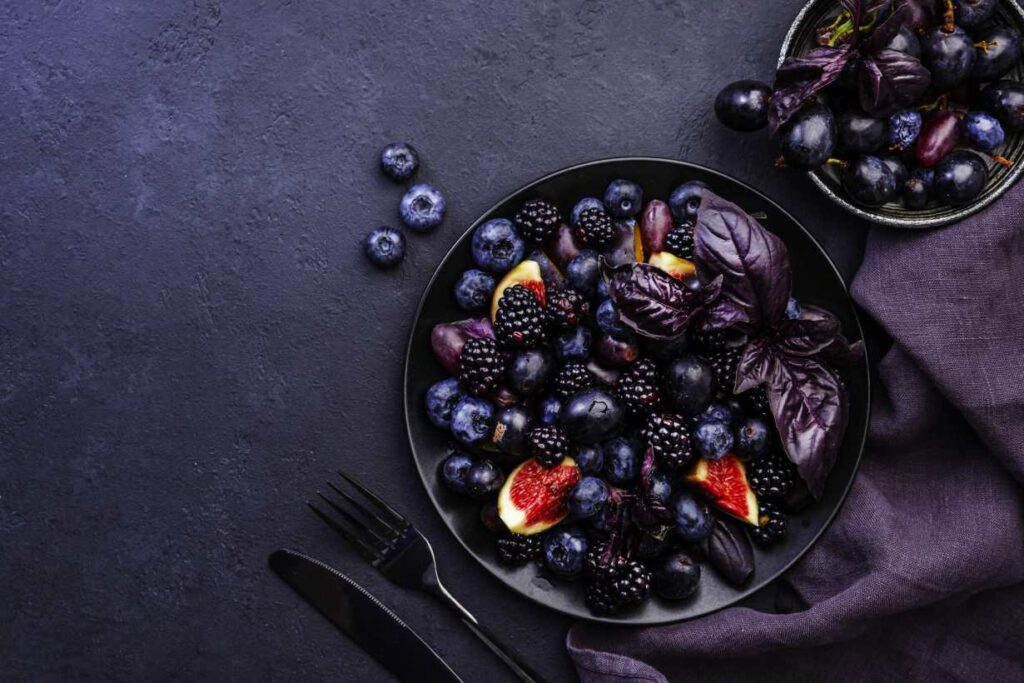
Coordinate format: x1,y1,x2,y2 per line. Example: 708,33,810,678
979,80,1024,131
491,405,533,458
837,110,886,154
559,388,625,444
933,150,988,206
971,27,1021,82
884,25,922,59
954,0,997,29
781,103,836,170
914,111,960,167
842,156,898,206
714,80,771,132
464,459,504,499
654,551,701,600
662,354,714,416
921,26,976,92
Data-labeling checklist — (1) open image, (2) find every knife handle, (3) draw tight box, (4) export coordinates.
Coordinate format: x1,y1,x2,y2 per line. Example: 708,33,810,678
429,581,550,683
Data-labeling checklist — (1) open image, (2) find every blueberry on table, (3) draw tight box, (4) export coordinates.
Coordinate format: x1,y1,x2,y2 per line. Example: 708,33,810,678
399,183,446,232
654,551,701,600
568,477,609,518
602,436,640,485
363,226,406,268
379,142,419,182
693,420,734,461
887,110,922,150
963,111,1005,152
671,492,713,542
450,396,495,445
425,377,465,429
954,0,997,29
714,80,771,132
933,150,988,206
668,180,707,224
453,269,496,312
571,197,604,226
842,155,898,206
471,218,526,274
979,80,1024,131
603,179,643,218
780,103,836,170
543,527,589,577
837,110,886,154
440,453,475,495
921,26,976,92
464,459,505,499
971,27,1021,82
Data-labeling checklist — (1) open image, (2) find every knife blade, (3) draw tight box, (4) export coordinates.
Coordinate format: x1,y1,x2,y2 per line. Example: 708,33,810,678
270,549,463,683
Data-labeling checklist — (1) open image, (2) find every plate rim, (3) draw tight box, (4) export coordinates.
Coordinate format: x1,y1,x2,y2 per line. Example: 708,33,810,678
403,156,872,625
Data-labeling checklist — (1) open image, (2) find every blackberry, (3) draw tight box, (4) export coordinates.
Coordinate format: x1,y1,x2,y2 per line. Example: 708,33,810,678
584,555,652,614
513,198,560,242
708,346,742,395
496,532,542,566
546,288,590,331
616,358,660,418
554,362,596,398
459,337,506,396
691,329,730,353
494,285,547,349
747,450,797,501
528,425,571,468
750,501,787,547
664,223,695,260
575,207,615,247
743,386,771,419
642,413,695,470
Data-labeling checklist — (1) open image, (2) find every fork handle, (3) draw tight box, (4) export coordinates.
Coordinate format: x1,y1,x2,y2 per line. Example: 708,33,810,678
429,582,550,683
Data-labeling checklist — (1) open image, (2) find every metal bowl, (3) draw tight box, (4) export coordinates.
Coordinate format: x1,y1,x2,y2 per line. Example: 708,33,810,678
780,0,1024,229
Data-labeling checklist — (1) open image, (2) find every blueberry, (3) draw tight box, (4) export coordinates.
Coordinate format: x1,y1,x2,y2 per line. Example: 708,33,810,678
887,110,922,150
491,405,532,458
785,297,802,320
559,388,625,444
399,184,446,232
603,179,643,218
363,226,406,268
714,80,771,132
543,527,589,577
574,444,604,475
838,110,886,154
596,299,631,338
453,269,496,313
595,279,609,299
450,396,494,445
554,326,592,362
571,197,604,226
972,27,1021,82
645,469,675,507
425,378,464,429
565,249,601,295
538,395,562,426
963,111,1005,152
568,477,609,518
507,350,553,395
602,436,640,485
471,218,526,274
668,180,708,224
654,551,701,600
464,459,505,499
694,420,734,460
696,402,735,426
735,416,770,457
671,492,713,542
933,150,988,206
440,452,474,495
379,142,419,182
662,354,714,415
842,155,897,207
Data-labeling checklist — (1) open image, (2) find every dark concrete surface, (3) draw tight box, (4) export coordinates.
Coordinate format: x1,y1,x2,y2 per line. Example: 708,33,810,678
0,1,870,681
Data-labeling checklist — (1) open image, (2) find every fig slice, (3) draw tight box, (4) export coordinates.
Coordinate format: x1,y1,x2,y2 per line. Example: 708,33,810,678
648,251,697,280
687,454,760,526
490,259,545,321
497,457,580,535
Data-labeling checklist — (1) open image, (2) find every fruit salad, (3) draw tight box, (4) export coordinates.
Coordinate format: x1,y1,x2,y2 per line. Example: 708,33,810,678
425,179,860,615
715,0,1023,211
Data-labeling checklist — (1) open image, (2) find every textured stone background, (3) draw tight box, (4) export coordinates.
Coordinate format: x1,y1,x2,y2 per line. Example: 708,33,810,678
0,1,869,680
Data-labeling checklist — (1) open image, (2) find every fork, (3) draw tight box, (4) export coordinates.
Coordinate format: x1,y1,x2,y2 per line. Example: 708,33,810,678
309,469,550,683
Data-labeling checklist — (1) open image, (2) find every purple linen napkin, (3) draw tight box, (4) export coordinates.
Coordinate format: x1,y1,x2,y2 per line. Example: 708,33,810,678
567,186,1024,682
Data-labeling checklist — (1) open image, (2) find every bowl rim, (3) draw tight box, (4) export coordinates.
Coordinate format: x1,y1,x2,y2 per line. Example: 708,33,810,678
778,0,1024,229
403,156,871,624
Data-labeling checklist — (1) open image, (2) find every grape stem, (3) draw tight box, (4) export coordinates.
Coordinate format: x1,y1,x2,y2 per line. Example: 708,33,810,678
975,40,998,54
989,153,1013,168
943,0,955,33
825,158,848,170
917,94,949,112
774,156,787,170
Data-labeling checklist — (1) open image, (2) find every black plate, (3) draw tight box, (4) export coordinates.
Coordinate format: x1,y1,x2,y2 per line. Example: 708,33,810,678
403,158,870,624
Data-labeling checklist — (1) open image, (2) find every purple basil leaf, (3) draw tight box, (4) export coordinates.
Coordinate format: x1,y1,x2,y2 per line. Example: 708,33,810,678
601,260,722,340
775,316,843,357
694,192,792,333
769,45,853,133
765,355,848,499
864,3,911,54
635,447,672,528
857,49,931,118
735,336,775,394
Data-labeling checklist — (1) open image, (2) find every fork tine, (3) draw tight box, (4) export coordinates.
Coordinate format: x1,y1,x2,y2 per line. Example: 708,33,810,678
326,481,399,537
336,469,407,526
315,491,390,546
307,501,380,562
